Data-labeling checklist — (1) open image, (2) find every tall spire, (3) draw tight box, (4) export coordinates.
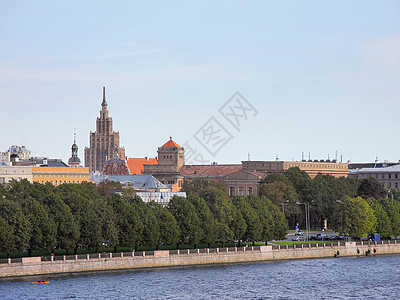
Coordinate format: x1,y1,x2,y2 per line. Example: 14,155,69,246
101,86,108,107
68,130,81,167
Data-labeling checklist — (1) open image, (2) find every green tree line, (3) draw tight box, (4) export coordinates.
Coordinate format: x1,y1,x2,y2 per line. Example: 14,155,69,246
258,167,400,238
0,179,287,253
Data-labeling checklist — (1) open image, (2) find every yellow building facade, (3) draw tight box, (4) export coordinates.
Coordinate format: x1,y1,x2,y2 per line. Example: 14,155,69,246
242,160,349,178
282,161,349,178
32,166,90,186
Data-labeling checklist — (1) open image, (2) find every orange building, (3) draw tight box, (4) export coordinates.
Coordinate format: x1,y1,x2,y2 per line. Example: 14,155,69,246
32,166,90,186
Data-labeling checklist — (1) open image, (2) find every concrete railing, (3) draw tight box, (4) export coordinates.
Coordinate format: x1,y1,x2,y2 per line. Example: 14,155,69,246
1,242,400,278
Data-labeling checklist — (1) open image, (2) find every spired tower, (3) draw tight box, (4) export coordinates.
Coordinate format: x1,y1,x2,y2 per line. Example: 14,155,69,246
84,87,125,173
68,131,81,167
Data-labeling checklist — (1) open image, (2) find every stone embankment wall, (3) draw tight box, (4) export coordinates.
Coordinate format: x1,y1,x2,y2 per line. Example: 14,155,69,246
1,241,399,278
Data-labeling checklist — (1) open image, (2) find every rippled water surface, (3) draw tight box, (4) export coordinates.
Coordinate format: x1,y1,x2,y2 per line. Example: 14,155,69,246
1,255,400,299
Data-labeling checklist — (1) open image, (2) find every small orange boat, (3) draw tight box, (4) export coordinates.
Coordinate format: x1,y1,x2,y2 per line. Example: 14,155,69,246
32,281,49,285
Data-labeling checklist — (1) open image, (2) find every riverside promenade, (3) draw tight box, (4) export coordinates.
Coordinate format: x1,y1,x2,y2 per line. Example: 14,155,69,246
1,240,400,279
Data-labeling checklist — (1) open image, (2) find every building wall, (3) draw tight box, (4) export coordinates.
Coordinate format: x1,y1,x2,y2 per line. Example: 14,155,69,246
0,166,33,183
242,160,348,178
349,168,400,190
32,167,90,186
157,147,185,169
224,181,259,197
282,161,349,178
84,91,125,173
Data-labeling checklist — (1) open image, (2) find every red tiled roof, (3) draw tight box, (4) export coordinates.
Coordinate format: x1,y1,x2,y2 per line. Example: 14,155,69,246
127,157,158,174
161,138,181,148
180,164,242,177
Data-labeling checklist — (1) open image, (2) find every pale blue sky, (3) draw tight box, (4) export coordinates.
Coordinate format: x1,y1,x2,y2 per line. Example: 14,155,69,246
1,1,399,165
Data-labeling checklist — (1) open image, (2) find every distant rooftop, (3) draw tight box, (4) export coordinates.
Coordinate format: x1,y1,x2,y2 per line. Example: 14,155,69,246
180,164,242,178
161,137,181,148
349,164,400,174
91,173,168,191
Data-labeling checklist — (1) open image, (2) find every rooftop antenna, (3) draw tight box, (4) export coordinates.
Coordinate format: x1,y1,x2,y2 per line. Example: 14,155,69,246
335,150,338,161
308,152,311,161
248,152,250,161
328,153,330,160
276,154,279,161
302,151,304,161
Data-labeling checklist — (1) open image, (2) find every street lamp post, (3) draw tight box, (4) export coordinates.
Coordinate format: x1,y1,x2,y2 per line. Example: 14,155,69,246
297,202,310,241
282,200,289,214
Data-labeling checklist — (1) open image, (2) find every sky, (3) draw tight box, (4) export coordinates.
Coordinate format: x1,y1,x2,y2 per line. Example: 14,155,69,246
1,0,399,166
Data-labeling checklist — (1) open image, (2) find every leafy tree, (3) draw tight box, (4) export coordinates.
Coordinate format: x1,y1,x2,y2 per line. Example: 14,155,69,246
199,187,234,241
357,177,387,200
188,194,217,244
263,197,288,239
148,202,180,246
230,206,246,243
130,196,160,247
92,198,119,247
246,195,274,241
382,199,400,238
0,198,31,251
0,216,13,253
96,179,123,198
259,174,299,228
388,189,400,201
182,178,225,195
57,184,102,249
107,193,143,248
42,194,79,250
232,196,262,242
19,197,57,251
167,196,202,244
333,196,377,238
367,198,392,237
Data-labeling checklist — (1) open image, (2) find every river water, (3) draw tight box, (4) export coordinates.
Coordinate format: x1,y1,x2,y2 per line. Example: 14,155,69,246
1,255,400,299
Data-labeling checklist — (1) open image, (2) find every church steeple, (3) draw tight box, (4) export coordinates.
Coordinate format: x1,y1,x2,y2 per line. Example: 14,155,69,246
101,86,108,107
68,130,81,167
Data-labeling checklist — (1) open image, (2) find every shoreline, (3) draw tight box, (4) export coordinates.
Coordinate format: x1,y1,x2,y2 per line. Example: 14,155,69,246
1,241,399,280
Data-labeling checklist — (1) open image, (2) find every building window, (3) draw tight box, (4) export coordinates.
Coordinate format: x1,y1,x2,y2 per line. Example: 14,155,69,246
229,187,235,196
389,174,392,179
382,174,385,179
395,183,398,189
238,187,244,196
247,187,253,195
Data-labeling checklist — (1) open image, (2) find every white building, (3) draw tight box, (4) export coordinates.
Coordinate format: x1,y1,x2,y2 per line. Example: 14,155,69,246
349,164,400,190
0,166,33,184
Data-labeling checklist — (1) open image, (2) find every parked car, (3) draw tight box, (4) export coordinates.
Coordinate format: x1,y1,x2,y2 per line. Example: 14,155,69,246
295,230,304,236
316,234,330,240
292,235,305,241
